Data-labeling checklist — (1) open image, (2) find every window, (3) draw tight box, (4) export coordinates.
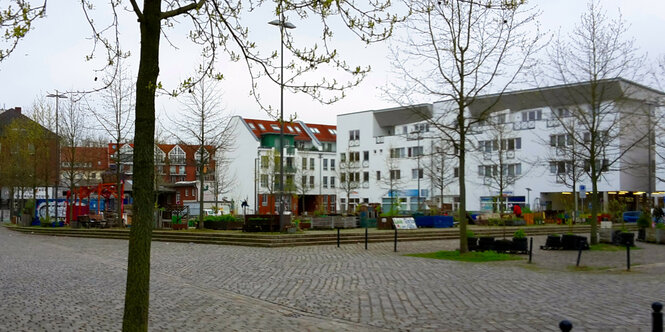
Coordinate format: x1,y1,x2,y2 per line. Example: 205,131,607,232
302,175,307,187
287,126,294,133
349,129,360,141
549,161,567,174
413,123,429,132
328,129,336,135
584,159,610,172
248,123,256,129
270,124,280,131
311,127,320,134
295,126,302,133
258,123,266,130
330,159,336,171
340,153,346,162
555,108,571,118
261,194,268,206
261,156,269,168
310,158,315,170
286,157,294,168
550,134,572,147
454,167,459,178
169,145,186,164
323,159,328,170
330,176,336,188
408,146,424,157
363,171,369,182
390,148,405,158
341,173,346,183
363,151,369,161
323,176,328,188
376,171,381,180
302,157,307,169
170,165,176,174
310,176,315,188
412,168,423,179
179,166,185,175
521,109,542,122
390,169,401,180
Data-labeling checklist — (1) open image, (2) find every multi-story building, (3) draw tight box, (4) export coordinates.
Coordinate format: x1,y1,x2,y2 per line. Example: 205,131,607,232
227,117,337,215
108,143,217,213
60,146,109,187
337,78,665,213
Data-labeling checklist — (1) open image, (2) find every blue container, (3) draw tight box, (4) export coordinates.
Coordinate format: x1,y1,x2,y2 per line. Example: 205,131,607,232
415,216,454,228
623,211,640,223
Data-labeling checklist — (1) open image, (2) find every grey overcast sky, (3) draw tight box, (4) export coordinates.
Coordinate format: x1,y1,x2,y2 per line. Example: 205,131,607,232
1,0,664,130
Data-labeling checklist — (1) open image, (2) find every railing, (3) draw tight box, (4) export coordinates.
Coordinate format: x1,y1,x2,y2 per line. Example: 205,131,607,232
513,120,536,130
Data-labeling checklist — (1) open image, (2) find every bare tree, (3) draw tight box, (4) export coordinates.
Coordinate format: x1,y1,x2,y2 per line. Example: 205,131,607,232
71,0,402,328
294,156,313,215
424,139,457,211
380,146,407,215
59,98,87,226
542,0,651,244
167,76,234,228
337,148,361,215
474,115,529,213
88,62,135,227
388,0,541,252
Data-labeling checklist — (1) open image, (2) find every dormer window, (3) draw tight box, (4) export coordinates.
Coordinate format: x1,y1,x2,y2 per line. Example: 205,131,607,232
328,129,337,135
287,126,294,133
258,123,266,130
169,145,186,164
248,123,256,129
271,124,280,130
311,127,320,134
295,126,302,133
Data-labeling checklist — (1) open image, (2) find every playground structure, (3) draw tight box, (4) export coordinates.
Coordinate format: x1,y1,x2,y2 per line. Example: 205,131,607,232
65,182,126,227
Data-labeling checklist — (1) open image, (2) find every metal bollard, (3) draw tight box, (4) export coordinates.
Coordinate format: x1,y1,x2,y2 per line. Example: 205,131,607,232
337,228,340,248
576,246,583,267
528,237,533,263
559,319,573,332
365,227,368,250
653,302,663,332
626,243,631,271
394,228,397,252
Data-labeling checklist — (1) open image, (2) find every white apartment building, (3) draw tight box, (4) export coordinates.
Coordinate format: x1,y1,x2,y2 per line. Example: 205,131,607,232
337,78,665,214
227,116,338,215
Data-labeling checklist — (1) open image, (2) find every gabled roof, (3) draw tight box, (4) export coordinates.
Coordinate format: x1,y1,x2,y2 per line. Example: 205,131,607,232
0,107,56,138
304,123,337,142
243,118,311,141
61,147,109,170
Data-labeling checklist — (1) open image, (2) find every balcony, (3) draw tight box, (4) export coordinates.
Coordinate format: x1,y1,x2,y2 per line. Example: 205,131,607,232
513,121,536,131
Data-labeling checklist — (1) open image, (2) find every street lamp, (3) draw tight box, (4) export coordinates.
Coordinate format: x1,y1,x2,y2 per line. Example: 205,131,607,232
47,91,67,223
525,187,532,210
269,11,295,231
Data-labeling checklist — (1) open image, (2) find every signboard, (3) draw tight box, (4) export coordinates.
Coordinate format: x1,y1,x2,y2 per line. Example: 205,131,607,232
392,217,418,230
579,184,587,198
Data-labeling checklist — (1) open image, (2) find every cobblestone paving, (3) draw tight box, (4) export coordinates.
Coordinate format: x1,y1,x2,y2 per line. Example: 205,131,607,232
1,226,664,331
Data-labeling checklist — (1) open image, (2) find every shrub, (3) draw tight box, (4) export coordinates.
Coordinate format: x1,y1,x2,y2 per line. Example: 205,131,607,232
656,223,665,230
513,229,526,239
466,230,475,238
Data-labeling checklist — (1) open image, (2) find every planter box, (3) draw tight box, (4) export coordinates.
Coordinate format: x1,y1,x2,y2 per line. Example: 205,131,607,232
299,222,311,230
172,224,187,230
646,228,657,243
467,237,478,251
544,235,562,249
657,229,665,244
494,239,512,253
512,237,528,253
618,232,635,247
478,237,495,252
600,228,613,243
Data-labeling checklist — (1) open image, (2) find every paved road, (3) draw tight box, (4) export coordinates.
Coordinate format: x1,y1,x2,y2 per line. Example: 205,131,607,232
1,226,663,331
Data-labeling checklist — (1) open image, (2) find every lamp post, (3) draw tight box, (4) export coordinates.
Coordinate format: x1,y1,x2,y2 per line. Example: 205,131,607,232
525,187,532,210
269,10,295,231
47,91,67,223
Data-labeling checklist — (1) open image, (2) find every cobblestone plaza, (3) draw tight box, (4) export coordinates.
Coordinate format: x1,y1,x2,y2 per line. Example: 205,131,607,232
1,226,663,331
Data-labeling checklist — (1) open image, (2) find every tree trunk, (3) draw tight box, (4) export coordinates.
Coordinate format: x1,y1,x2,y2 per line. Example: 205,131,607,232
122,1,160,330
458,117,468,253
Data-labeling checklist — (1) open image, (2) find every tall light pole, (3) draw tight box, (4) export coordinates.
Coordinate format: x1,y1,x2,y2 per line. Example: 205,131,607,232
47,91,67,223
525,187,532,210
269,9,295,231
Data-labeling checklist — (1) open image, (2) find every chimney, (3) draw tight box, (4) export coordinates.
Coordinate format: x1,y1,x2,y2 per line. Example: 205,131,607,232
14,107,21,113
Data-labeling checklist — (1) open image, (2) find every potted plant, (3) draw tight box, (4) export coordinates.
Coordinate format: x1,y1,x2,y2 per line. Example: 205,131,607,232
512,229,528,253
466,230,478,251
544,234,562,250
636,209,650,241
478,236,495,252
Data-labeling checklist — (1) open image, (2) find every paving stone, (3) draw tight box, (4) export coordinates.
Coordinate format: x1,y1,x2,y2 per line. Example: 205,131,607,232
0,227,663,331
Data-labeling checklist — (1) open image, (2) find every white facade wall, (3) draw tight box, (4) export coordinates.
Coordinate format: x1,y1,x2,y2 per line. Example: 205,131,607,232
226,116,262,213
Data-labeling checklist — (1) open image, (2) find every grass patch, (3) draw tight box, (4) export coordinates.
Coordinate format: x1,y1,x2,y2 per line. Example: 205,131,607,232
407,250,523,262
590,243,641,251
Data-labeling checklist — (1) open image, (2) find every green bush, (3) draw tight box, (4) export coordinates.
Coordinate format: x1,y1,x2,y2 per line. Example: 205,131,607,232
488,218,502,226
637,212,651,229
466,230,475,238
656,223,665,230
204,214,240,223
513,229,526,239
